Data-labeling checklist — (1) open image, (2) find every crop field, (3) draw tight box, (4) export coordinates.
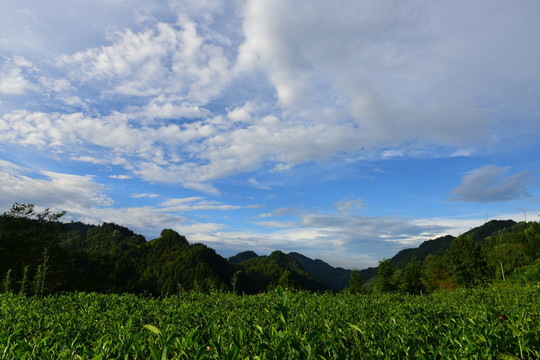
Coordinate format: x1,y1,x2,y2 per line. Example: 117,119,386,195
0,286,538,359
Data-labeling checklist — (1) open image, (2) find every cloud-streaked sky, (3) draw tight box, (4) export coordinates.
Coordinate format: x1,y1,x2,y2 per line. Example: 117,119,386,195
1,0,539,269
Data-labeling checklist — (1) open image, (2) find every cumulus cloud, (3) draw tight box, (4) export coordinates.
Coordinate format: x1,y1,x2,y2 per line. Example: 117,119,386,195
0,160,112,211
451,165,537,203
1,1,539,193
0,56,35,94
58,15,233,105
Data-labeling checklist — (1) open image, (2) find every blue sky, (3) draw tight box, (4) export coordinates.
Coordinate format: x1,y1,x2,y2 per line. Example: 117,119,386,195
1,0,539,269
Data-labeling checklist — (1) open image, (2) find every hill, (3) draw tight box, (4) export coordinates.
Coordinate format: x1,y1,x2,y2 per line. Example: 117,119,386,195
233,251,331,293
228,250,260,263
1,204,538,294
287,252,351,290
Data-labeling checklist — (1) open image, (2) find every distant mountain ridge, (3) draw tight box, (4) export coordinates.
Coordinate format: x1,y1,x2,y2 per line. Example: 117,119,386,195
2,204,533,295
227,220,521,289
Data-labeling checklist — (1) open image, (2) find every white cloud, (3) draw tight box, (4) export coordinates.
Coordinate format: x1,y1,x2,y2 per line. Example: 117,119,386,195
257,207,296,218
451,165,537,203
1,1,539,194
238,0,540,147
77,206,187,238
0,160,188,238
0,56,35,94
59,15,234,104
158,197,243,212
248,178,271,190
131,193,160,198
191,211,476,269
252,221,295,229
0,160,112,211
109,174,132,180
334,197,365,212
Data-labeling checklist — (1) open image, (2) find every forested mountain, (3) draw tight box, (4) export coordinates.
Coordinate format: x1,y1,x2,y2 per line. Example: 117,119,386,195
1,203,539,296
228,251,260,264
228,251,349,290
287,252,351,290
233,251,331,293
389,235,455,270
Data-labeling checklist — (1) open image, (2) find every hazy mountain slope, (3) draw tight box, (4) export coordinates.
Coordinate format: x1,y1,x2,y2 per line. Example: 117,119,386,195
287,252,351,290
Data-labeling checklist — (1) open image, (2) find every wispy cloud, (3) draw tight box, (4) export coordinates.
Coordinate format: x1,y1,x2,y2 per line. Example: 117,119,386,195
451,165,537,203
109,174,132,180
0,56,35,95
334,197,365,212
131,193,159,198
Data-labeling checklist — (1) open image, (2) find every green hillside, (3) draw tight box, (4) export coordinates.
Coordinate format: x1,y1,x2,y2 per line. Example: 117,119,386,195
1,203,538,295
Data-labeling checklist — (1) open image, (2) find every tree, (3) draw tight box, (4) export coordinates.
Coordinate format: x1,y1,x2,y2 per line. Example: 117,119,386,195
401,256,425,294
444,236,490,287
278,270,293,289
0,203,67,295
348,269,364,294
524,221,540,260
422,254,450,292
375,259,399,292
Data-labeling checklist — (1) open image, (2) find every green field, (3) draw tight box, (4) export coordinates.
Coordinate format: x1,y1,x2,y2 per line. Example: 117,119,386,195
1,286,538,359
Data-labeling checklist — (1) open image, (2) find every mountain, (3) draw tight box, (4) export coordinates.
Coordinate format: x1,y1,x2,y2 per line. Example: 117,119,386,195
228,235,458,289
233,250,331,293
229,220,523,288
2,204,538,295
363,220,522,283
462,219,516,244
287,252,351,290
228,250,260,263
390,235,455,271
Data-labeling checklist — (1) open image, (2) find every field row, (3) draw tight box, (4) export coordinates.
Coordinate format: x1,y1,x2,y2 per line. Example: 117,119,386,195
1,286,539,359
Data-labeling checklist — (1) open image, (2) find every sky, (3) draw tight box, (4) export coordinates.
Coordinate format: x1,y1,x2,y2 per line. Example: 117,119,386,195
1,0,539,269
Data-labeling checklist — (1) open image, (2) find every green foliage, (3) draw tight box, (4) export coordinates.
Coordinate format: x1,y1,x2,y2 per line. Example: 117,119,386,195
390,235,455,270
0,287,538,359
444,236,490,287
18,265,29,296
288,252,352,290
1,202,539,297
375,258,400,292
2,269,12,293
422,254,449,292
235,251,330,294
348,269,364,294
401,257,425,294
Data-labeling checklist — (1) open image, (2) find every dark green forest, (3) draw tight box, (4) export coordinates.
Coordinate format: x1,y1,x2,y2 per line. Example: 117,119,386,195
1,203,539,296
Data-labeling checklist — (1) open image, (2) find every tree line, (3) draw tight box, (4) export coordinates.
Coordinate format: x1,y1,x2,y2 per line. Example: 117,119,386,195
348,219,540,294
1,203,539,296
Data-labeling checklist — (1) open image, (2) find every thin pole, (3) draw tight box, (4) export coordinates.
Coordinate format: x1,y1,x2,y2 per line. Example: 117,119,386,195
500,261,505,281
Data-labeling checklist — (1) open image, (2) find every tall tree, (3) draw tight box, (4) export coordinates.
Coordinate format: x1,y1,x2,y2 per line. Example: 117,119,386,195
0,203,67,294
401,256,425,294
348,269,364,294
444,236,490,287
422,254,450,292
375,259,399,292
